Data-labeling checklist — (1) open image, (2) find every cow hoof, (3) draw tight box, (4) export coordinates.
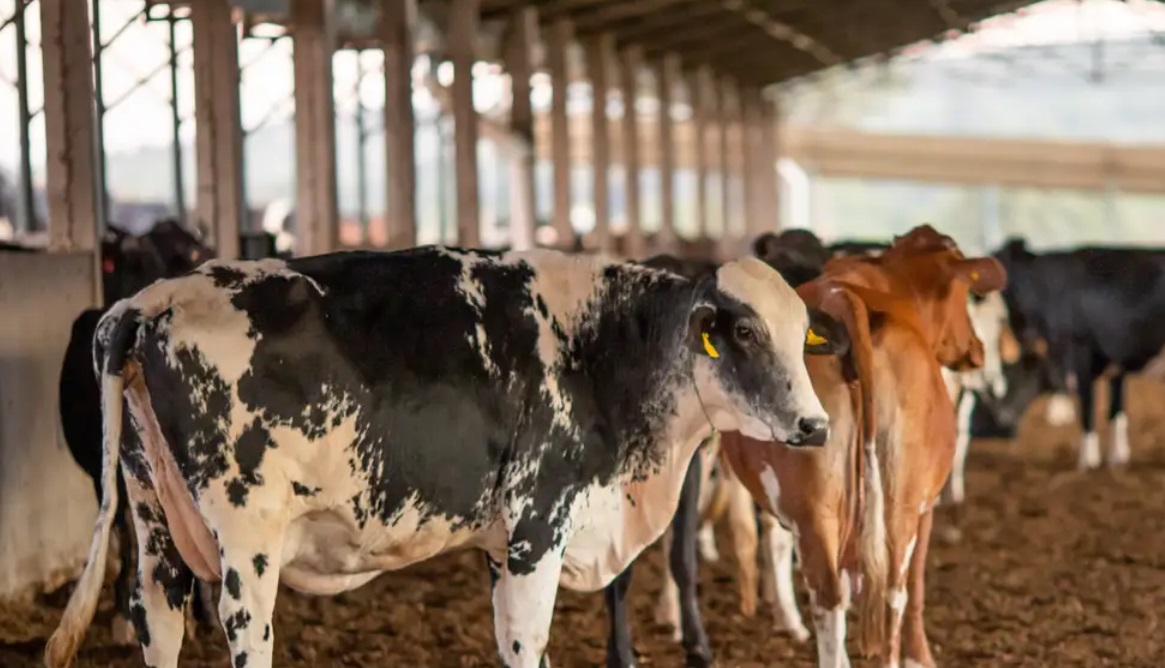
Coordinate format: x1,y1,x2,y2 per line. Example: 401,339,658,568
111,615,136,646
939,525,962,544
1045,395,1076,427
781,623,811,643
684,652,715,668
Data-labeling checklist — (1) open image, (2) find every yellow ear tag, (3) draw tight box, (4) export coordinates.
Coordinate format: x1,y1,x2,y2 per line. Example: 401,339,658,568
971,271,980,281
806,328,827,346
702,332,720,359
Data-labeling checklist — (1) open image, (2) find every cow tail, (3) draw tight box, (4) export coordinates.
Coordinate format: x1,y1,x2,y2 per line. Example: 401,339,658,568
46,307,141,668
825,286,888,656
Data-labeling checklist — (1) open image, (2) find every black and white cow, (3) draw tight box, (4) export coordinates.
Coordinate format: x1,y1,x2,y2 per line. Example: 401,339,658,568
47,247,840,668
57,220,216,645
994,238,1165,470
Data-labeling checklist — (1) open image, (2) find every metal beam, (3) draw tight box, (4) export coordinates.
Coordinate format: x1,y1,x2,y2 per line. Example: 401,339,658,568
570,0,690,33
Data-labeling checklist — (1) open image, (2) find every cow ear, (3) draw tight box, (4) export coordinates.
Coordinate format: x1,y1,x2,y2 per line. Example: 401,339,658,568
955,257,1007,295
688,301,719,359
805,308,849,356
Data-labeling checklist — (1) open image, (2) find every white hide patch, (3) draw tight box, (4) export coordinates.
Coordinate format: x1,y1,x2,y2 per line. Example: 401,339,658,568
1078,431,1101,471
1110,412,1130,467
759,464,783,516
1046,394,1077,427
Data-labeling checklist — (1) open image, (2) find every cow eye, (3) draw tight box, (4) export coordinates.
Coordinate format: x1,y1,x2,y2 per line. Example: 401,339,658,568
734,324,755,342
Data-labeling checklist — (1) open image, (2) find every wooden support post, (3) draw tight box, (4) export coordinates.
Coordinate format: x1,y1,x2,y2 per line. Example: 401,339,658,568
547,19,573,248
724,78,742,246
191,0,243,259
586,33,613,252
382,0,417,249
450,0,481,247
291,0,340,257
760,92,780,231
690,66,709,243
656,54,679,253
40,0,98,252
619,46,644,259
505,6,538,251
741,88,761,238
716,76,731,255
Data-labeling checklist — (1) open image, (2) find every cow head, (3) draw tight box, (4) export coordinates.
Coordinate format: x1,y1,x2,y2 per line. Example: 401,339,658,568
877,226,1009,372
686,256,843,446
752,229,830,288
100,219,215,306
965,291,1018,399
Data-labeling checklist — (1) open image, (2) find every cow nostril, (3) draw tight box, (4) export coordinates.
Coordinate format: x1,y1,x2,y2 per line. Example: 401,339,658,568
798,417,822,436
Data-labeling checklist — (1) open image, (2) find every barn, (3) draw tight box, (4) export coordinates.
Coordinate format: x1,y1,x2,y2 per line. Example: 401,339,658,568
3,0,1165,666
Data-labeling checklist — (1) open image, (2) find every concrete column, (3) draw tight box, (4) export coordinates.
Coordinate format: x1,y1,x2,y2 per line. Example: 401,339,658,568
586,34,613,252
40,0,98,252
655,54,679,253
547,19,573,247
291,0,340,257
505,7,537,251
619,46,644,259
690,66,710,242
450,0,481,247
382,0,417,249
191,0,243,259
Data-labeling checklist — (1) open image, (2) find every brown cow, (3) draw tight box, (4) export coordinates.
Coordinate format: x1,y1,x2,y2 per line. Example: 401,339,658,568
721,225,1007,668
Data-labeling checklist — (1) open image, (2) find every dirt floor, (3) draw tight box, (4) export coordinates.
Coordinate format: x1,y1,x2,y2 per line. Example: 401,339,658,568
5,379,1165,667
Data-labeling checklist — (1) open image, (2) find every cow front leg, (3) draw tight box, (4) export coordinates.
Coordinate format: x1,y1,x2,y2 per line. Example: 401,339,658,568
123,479,194,668
1070,352,1101,471
494,527,567,668
1108,373,1130,467
940,388,976,508
796,517,848,668
604,567,637,668
901,507,937,668
758,514,809,642
669,453,714,667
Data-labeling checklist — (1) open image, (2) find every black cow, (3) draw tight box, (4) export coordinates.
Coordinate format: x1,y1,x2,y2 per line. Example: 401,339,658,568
58,219,215,644
994,238,1165,470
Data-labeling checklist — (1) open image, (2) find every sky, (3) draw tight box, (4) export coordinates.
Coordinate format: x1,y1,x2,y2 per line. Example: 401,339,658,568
1,0,1164,174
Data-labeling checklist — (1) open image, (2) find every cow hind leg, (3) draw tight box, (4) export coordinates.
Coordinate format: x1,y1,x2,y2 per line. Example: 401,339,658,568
901,507,937,668
758,514,809,642
209,513,287,668
724,476,759,619
669,454,713,667
651,529,682,641
1072,354,1101,471
111,470,138,646
696,523,719,562
1108,374,1130,468
883,506,924,668
124,480,194,668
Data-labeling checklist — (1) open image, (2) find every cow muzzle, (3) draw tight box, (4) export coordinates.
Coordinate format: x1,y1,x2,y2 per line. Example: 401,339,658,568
784,414,829,447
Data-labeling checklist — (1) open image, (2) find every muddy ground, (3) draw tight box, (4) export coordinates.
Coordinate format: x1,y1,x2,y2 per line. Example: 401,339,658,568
5,380,1165,667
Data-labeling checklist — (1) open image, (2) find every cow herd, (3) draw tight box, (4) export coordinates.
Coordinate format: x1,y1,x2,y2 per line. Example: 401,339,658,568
31,222,1165,668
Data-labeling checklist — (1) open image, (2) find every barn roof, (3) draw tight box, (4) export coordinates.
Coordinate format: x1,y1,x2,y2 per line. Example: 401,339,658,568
166,0,1051,87
477,0,1046,86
